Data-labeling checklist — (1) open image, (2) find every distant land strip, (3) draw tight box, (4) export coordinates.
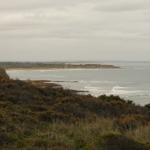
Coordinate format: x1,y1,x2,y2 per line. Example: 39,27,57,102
0,62,120,69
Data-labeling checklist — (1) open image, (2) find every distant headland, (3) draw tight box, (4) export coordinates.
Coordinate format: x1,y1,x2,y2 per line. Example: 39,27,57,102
0,62,120,70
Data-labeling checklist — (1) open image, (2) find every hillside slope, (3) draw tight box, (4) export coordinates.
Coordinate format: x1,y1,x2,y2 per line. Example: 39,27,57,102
0,69,149,149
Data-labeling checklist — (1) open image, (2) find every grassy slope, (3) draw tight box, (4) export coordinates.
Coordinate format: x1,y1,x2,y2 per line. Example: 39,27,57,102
0,78,150,150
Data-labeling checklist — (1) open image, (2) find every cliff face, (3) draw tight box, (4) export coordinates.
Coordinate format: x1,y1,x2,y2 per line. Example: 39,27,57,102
0,68,9,79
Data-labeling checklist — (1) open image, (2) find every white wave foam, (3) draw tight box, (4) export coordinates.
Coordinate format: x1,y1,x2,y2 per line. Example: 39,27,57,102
84,86,102,91
79,80,114,84
109,86,142,95
84,86,107,96
83,85,145,97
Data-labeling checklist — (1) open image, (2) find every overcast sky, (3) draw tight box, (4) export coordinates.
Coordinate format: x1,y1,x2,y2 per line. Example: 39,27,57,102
0,0,150,61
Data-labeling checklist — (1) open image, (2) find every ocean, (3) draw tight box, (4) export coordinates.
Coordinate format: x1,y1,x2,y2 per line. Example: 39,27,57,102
7,61,150,106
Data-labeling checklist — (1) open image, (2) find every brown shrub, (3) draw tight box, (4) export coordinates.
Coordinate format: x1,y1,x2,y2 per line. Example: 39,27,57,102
115,114,150,131
103,134,150,150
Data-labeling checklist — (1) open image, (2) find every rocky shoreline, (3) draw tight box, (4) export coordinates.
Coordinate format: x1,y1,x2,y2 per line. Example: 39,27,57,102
0,68,150,150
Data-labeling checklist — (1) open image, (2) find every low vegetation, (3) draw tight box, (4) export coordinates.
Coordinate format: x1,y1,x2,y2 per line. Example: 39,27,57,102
0,69,149,149
0,62,119,69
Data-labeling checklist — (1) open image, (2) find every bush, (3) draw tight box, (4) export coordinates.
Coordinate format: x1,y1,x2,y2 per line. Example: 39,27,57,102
102,134,150,150
115,115,150,131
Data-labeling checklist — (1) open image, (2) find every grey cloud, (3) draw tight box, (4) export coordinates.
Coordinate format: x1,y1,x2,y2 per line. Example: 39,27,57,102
94,0,150,12
0,0,149,61
0,0,95,11
0,5,149,39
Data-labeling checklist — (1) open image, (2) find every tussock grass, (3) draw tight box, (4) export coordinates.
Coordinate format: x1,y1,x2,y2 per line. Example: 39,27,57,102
126,124,150,146
10,118,118,150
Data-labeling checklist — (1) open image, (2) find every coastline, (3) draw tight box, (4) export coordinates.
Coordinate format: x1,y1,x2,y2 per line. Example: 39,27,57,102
6,67,121,73
6,67,120,71
1,62,120,70
0,72,150,149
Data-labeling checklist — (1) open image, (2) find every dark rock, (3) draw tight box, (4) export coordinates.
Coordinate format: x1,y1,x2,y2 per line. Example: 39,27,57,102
0,68,9,79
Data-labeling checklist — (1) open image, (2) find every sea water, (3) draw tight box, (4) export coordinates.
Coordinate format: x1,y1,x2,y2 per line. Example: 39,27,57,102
7,61,150,106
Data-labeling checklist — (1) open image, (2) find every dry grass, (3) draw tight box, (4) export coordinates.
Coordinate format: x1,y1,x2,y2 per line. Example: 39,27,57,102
126,124,150,146
24,118,118,150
